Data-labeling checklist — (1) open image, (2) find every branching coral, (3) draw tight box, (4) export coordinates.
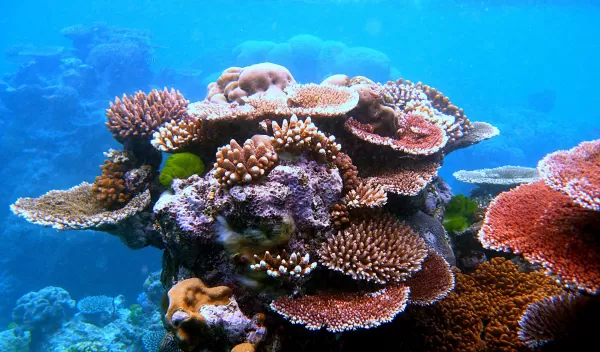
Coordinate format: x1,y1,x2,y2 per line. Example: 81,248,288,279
92,149,135,209
319,212,428,284
213,135,279,187
420,258,564,352
250,250,317,278
270,285,410,332
343,182,387,208
106,88,188,142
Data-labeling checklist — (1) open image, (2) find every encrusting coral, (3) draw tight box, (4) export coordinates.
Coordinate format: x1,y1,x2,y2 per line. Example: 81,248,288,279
419,258,564,352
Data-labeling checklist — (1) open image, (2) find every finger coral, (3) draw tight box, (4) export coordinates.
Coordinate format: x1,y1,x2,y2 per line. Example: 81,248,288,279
420,258,564,352
343,182,387,208
250,250,317,278
318,212,428,284
10,183,150,230
106,87,188,143
213,135,279,187
270,285,410,332
538,139,600,211
92,149,135,209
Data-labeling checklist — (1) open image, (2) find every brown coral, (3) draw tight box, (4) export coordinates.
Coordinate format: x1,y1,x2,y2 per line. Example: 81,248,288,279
270,285,410,332
329,201,350,229
250,250,317,278
319,212,428,284
91,149,135,209
106,88,188,142
333,152,359,194
420,258,565,352
404,249,455,306
10,183,150,231
361,158,441,196
213,135,279,187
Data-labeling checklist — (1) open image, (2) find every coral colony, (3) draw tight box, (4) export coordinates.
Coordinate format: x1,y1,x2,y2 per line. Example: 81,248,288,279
10,62,599,351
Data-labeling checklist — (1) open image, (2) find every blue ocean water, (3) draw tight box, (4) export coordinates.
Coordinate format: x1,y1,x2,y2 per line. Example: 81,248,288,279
0,0,598,350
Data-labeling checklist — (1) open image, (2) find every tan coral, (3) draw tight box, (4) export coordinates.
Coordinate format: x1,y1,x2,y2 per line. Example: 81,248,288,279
250,250,317,278
319,212,428,284
330,201,350,229
213,135,279,187
344,182,387,208
10,183,150,231
106,88,188,142
361,158,441,196
404,249,455,306
285,83,359,117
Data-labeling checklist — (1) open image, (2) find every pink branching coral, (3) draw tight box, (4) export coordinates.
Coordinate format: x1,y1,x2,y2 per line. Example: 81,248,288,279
319,212,428,284
538,139,600,211
270,285,410,332
106,88,188,142
478,180,600,294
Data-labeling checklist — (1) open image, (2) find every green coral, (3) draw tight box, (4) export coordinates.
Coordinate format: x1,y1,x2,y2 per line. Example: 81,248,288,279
443,194,478,232
128,304,144,325
159,152,205,187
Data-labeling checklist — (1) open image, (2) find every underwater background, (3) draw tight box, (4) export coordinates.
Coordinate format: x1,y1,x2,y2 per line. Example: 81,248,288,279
0,0,598,351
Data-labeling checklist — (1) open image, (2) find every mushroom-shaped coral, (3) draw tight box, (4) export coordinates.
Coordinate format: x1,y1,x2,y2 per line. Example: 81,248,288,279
319,212,428,284
538,139,600,211
250,250,317,279
478,180,600,294
106,88,189,143
270,285,410,332
10,183,150,231
164,278,265,352
213,135,279,187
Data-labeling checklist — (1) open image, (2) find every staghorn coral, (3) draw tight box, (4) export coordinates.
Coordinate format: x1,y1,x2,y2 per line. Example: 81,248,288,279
319,212,428,284
478,180,600,294
420,258,564,352
404,250,454,306
518,293,595,349
538,139,600,211
106,88,189,142
213,135,279,187
164,278,265,352
10,183,150,231
343,182,387,208
270,115,341,162
270,285,410,332
250,250,317,278
151,114,207,153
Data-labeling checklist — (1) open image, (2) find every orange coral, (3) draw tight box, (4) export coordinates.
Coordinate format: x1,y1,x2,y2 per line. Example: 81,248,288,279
92,149,134,209
405,250,454,306
361,158,441,196
421,258,564,352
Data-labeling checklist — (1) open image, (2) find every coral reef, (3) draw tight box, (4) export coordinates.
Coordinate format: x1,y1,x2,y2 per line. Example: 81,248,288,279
10,61,505,350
